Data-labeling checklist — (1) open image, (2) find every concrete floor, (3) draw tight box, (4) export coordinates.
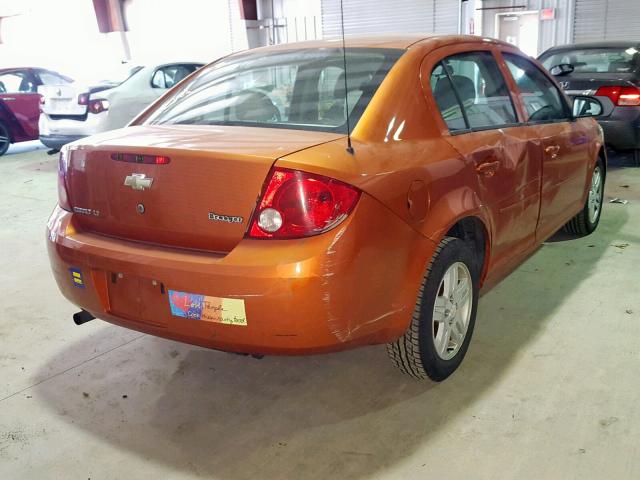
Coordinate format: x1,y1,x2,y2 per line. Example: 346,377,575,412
1,142,639,480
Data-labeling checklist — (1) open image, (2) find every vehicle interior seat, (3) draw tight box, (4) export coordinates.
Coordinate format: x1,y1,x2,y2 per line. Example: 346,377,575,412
18,77,35,93
433,74,505,129
433,76,467,130
323,71,365,126
234,90,280,123
609,60,631,72
166,66,191,88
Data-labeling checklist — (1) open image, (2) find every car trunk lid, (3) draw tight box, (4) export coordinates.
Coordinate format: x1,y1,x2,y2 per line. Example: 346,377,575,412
557,72,639,95
39,83,89,116
66,124,343,252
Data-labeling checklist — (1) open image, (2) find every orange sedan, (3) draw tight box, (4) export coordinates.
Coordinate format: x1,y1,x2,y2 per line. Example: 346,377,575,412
47,35,605,381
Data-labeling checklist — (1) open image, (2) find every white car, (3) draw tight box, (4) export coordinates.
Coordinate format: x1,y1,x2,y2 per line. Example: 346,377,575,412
38,62,203,150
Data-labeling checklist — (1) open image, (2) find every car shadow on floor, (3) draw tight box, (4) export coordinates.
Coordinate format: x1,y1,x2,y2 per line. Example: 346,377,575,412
35,203,632,479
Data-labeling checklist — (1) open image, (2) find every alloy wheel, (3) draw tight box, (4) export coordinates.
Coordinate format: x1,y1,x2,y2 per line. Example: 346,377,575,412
588,166,603,224
432,262,473,361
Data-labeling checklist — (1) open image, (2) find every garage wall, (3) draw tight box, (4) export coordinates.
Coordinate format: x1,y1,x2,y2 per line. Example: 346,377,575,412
573,0,640,43
124,0,232,64
321,0,461,38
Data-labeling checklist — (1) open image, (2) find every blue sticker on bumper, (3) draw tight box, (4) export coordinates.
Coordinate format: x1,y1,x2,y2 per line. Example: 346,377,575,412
169,290,204,319
69,267,85,288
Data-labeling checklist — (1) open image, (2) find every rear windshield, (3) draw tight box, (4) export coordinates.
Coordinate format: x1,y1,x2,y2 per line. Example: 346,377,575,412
143,48,403,133
540,47,640,73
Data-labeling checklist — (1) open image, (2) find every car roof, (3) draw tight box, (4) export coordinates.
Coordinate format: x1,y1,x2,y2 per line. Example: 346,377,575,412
541,40,640,55
249,34,514,52
0,67,35,73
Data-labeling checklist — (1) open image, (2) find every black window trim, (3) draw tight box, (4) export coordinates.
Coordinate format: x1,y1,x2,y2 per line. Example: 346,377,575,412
431,50,522,136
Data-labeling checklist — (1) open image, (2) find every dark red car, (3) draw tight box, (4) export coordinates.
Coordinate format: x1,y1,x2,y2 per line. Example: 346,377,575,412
0,68,72,155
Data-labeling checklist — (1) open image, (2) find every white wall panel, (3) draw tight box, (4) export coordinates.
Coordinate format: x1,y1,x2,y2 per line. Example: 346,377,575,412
574,0,640,43
321,0,460,39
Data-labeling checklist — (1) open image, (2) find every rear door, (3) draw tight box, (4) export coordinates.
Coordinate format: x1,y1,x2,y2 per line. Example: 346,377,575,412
422,45,542,273
0,69,41,141
502,52,590,242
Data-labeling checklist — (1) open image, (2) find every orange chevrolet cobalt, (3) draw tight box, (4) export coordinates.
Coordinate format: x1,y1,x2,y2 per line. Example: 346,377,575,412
47,35,606,381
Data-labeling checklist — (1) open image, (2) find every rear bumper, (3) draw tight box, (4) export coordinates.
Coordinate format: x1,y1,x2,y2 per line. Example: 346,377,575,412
39,134,86,150
598,106,640,150
46,196,435,355
39,111,108,148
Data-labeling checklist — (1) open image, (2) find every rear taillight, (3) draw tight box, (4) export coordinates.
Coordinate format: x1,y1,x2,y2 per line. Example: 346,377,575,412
39,95,45,113
247,167,361,239
58,148,71,211
77,93,89,105
87,99,109,114
595,86,640,106
110,152,171,164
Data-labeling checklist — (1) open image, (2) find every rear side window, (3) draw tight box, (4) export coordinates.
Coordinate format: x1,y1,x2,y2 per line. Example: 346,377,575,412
38,71,72,86
430,51,517,132
0,71,37,93
143,48,403,133
503,53,569,123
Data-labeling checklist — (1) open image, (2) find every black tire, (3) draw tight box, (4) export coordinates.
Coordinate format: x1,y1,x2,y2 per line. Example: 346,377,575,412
387,237,479,381
563,158,605,236
0,123,10,156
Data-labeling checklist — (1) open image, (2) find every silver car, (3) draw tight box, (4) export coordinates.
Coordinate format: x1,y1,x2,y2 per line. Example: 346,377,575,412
38,62,203,150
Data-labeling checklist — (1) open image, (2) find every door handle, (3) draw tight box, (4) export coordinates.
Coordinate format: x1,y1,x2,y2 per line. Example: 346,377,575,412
476,161,500,177
545,145,560,158
2,97,15,101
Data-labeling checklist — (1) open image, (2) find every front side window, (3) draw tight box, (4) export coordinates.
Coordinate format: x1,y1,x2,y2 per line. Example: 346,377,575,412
540,46,640,73
143,48,403,133
504,53,569,123
430,51,517,132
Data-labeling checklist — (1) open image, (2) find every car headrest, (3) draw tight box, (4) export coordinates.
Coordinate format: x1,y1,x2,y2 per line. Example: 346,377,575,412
609,60,631,72
334,72,346,98
450,75,475,106
433,77,459,112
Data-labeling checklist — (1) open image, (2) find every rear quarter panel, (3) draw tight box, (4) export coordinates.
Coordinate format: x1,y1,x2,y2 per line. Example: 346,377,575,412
278,42,493,281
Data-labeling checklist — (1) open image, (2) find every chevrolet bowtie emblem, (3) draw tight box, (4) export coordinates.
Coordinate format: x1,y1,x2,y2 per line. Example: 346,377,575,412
124,173,153,191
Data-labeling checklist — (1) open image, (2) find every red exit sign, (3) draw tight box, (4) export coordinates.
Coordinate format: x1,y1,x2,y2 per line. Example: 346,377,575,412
541,8,556,20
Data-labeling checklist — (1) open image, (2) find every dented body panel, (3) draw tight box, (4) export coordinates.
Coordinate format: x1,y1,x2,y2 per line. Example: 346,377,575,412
47,193,435,354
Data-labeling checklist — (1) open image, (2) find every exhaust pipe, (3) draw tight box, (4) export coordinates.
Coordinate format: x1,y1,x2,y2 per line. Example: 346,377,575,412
73,310,95,325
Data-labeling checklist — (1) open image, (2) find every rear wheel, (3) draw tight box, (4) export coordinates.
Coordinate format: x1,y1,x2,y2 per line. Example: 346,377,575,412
564,159,604,236
0,123,10,156
387,237,479,381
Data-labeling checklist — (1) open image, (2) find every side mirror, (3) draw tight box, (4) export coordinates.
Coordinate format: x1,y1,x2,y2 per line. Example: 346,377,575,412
549,63,575,76
572,96,603,118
